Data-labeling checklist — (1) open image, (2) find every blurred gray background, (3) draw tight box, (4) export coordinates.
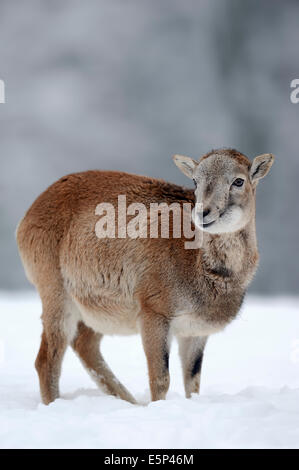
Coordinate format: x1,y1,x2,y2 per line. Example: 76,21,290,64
0,0,298,294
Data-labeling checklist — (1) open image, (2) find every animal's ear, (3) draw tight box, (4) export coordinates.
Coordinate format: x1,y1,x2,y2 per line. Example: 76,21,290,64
250,153,275,183
172,154,198,179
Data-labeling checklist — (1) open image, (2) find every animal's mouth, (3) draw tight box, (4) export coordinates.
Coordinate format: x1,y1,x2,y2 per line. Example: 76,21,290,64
201,210,226,228
201,209,226,228
193,211,218,230
202,220,215,229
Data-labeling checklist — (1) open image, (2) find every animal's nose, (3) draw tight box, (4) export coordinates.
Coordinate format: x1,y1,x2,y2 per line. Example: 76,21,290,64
203,208,210,218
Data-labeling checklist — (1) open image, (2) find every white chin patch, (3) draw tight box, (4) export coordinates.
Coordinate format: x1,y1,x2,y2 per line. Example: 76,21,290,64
194,206,245,234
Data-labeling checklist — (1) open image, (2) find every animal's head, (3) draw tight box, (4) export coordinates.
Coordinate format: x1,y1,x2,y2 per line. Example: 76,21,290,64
173,148,274,234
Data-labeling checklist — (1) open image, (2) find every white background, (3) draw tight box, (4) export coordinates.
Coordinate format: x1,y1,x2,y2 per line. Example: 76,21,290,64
0,293,298,449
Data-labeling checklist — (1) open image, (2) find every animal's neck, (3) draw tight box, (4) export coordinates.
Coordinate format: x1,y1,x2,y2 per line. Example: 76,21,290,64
199,215,258,288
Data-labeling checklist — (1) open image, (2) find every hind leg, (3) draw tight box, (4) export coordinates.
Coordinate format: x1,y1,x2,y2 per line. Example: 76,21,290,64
140,310,171,402
72,322,136,404
35,289,72,405
35,329,67,405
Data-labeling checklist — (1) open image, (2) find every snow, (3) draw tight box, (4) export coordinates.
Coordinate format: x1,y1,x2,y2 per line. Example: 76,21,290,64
0,292,298,449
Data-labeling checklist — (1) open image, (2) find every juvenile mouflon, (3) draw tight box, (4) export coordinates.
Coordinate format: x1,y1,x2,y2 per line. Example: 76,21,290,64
17,148,274,404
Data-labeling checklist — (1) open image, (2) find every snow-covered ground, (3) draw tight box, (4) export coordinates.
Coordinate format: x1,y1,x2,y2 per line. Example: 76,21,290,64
0,292,298,449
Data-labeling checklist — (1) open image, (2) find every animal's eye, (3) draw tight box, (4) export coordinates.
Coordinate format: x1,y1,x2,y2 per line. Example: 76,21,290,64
232,178,244,187
193,179,197,188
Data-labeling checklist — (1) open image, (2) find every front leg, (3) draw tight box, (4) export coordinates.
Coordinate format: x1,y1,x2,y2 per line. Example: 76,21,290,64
140,310,171,401
178,336,207,398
